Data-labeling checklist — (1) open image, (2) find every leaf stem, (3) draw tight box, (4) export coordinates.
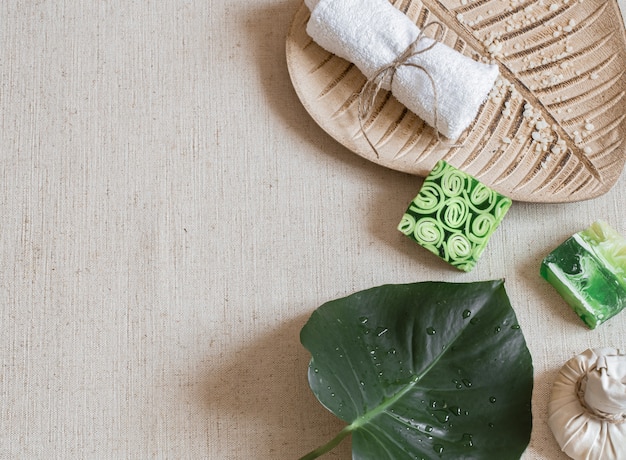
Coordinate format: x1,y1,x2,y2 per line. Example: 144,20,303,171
298,425,353,460
298,377,420,459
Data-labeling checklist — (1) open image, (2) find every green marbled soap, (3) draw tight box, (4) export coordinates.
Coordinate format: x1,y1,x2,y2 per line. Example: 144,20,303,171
397,160,512,272
541,221,626,329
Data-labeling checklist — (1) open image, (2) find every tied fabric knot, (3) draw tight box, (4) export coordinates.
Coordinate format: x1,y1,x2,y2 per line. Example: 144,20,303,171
305,0,500,143
357,22,452,158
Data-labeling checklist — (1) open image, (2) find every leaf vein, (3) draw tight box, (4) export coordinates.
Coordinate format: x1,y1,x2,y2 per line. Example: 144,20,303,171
418,0,603,181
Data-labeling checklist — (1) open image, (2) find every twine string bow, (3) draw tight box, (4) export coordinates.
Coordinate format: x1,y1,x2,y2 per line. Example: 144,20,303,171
357,21,446,157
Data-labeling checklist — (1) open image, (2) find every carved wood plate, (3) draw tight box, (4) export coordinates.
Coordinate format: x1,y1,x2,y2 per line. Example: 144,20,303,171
286,0,626,202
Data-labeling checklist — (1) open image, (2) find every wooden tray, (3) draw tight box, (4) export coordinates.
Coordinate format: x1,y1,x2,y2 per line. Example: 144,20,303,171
286,0,626,202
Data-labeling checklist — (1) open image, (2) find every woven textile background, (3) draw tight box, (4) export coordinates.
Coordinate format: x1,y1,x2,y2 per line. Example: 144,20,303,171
1,1,625,458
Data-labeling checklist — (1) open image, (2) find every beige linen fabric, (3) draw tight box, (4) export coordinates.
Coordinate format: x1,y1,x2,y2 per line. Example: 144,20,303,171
0,1,625,459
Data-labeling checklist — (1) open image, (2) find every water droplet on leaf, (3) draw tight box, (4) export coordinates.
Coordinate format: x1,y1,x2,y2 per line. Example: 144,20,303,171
461,433,474,447
430,399,447,409
426,327,436,335
463,309,471,318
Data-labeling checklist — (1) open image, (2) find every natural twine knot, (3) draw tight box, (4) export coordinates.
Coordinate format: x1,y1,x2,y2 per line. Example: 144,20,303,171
576,366,626,425
357,21,452,158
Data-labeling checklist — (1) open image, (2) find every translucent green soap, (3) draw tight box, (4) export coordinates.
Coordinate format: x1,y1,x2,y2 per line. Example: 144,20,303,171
397,160,512,272
540,221,626,329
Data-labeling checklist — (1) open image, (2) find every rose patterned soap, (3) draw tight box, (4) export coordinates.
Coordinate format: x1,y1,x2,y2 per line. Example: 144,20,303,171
541,221,626,329
397,160,512,272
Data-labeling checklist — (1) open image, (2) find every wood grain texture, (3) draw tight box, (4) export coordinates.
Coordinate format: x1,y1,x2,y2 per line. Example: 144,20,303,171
286,0,626,202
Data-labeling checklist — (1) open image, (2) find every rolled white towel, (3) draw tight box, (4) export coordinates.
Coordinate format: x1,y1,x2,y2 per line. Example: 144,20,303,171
305,0,499,141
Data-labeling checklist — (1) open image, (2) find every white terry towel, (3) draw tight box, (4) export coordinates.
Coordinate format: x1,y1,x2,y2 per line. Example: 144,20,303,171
305,0,499,141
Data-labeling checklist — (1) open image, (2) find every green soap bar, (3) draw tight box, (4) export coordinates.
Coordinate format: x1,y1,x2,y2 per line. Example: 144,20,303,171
397,160,512,272
540,221,626,329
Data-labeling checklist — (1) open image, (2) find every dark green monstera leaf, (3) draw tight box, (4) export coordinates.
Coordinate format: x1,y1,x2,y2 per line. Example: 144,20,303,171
300,280,533,459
